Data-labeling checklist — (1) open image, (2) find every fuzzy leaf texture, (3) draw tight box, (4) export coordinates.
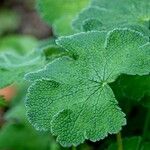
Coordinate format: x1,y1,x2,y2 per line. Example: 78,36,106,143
73,0,150,36
37,38,66,61
25,29,150,147
37,0,90,35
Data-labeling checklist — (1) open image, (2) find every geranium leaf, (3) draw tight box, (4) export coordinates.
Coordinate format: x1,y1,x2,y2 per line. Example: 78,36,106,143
26,29,150,146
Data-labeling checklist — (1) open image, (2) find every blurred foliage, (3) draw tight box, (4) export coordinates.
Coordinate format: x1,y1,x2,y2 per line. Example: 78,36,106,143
37,0,90,35
0,9,20,36
0,99,58,150
0,35,37,54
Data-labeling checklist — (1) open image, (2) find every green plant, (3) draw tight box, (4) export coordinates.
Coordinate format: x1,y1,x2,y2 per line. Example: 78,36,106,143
0,0,150,149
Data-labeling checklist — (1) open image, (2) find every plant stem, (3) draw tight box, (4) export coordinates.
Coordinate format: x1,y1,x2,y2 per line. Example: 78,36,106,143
116,132,123,150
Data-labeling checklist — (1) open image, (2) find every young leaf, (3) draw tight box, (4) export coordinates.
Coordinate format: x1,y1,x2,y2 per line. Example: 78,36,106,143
37,0,90,35
26,29,150,146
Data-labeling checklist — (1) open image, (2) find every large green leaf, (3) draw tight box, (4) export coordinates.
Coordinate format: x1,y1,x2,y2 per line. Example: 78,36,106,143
25,29,150,146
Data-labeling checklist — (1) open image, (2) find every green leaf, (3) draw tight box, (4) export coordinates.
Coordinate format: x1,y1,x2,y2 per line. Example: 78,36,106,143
0,51,45,88
73,0,150,36
26,29,150,146
108,136,150,150
37,0,90,35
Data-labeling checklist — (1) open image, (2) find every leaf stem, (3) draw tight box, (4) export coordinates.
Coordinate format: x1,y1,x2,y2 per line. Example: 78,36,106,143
116,132,123,150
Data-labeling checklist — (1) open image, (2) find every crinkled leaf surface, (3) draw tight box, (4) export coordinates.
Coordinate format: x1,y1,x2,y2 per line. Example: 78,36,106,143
26,29,150,146
73,0,150,36
37,0,90,35
73,6,123,31
0,51,45,88
108,136,150,150
82,18,103,32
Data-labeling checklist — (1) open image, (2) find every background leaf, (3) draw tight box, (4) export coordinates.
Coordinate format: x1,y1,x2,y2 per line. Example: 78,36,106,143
37,0,90,35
